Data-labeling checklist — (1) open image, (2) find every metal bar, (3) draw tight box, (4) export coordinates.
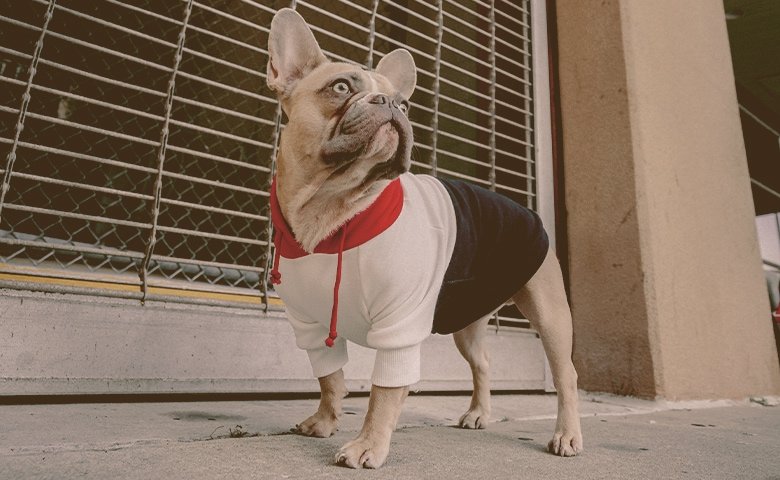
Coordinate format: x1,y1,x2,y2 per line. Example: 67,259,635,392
186,23,267,56
239,0,275,16
0,91,272,159
0,106,160,147
7,171,153,201
525,0,535,209
103,0,179,25
261,75,286,311
495,163,534,178
430,0,444,176
410,160,434,170
435,167,491,186
409,120,433,133
162,170,268,197
435,146,534,176
495,5,530,28
436,89,533,126
334,0,372,15
320,49,357,65
0,235,145,259
0,44,32,62
440,44,532,88
150,253,265,274
489,0,497,191
160,197,268,222
434,106,532,145
498,0,529,15
434,128,495,152
308,23,370,53
496,44,532,65
173,94,275,127
0,85,271,163
1,203,151,229
433,147,490,169
0,0,55,222
166,144,271,173
366,0,380,69
739,104,780,137
440,7,488,47
496,20,530,42
751,178,780,201
167,118,274,150
34,53,166,98
382,0,437,27
376,14,434,53
0,75,163,121
260,0,297,311
140,0,193,303
183,46,264,79
191,1,267,35
176,71,275,104
0,137,157,174
496,183,535,196
156,224,267,246
297,2,372,34
43,25,173,73
0,135,267,182
42,1,176,49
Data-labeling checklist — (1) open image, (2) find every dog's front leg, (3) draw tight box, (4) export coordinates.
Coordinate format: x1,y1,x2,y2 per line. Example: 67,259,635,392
295,369,347,437
336,384,409,469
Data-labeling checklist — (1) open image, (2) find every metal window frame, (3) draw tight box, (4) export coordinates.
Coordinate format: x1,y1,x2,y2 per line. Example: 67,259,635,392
0,0,552,320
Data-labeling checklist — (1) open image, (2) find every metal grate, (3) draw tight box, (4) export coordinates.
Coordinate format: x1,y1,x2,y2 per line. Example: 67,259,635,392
0,0,537,313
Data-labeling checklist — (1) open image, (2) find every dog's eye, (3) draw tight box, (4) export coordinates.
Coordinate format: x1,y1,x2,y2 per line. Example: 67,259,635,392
332,82,351,95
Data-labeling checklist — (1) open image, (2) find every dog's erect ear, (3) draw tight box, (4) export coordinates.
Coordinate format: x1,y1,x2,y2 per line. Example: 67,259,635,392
375,49,417,100
267,8,327,99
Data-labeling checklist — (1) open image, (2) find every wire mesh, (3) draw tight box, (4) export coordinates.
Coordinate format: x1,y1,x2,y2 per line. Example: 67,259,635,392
0,0,537,314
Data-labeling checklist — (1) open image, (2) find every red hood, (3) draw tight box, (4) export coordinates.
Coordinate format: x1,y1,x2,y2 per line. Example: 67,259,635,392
269,177,404,259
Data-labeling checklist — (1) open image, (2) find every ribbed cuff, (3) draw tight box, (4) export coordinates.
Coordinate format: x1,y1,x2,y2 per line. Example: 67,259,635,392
307,337,348,379
371,344,421,387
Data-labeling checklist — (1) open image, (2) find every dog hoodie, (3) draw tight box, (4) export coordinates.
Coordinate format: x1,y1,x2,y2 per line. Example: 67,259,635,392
270,173,549,388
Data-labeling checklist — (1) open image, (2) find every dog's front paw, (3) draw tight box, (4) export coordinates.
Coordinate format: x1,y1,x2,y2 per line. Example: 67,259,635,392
294,411,338,438
458,406,490,429
335,436,390,469
547,429,583,457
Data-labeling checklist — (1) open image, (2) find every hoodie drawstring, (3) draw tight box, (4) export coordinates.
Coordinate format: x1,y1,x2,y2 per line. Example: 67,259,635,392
326,224,347,347
270,230,282,285
271,224,346,349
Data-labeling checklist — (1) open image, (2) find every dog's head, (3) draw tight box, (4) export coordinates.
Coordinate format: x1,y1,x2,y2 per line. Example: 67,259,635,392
266,9,416,250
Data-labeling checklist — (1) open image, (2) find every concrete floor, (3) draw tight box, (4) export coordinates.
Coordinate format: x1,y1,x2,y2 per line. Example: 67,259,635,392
1,392,778,479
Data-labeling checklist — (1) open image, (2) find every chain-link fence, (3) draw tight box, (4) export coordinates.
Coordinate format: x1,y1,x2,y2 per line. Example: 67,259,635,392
0,0,536,318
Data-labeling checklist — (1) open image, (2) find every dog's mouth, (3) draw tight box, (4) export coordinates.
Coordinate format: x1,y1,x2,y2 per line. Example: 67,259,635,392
321,99,412,183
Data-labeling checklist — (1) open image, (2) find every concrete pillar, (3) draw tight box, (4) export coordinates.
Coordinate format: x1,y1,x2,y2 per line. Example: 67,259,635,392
555,0,780,399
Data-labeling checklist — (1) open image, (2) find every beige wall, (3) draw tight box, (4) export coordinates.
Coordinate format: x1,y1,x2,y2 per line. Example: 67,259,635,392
556,0,780,399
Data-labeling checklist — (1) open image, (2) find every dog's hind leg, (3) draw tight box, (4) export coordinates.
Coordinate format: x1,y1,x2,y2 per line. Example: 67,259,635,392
294,369,347,438
453,316,492,429
512,247,582,456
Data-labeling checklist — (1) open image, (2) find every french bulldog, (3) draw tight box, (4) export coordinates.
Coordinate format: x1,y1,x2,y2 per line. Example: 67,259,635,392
265,8,583,469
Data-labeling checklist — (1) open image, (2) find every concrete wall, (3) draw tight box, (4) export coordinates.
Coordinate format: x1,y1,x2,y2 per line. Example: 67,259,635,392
556,0,780,399
0,290,546,396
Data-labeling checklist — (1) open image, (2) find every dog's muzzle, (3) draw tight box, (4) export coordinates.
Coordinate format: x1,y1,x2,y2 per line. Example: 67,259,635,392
321,93,413,177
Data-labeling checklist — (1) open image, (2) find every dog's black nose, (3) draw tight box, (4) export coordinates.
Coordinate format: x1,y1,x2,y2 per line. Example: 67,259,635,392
368,94,388,105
